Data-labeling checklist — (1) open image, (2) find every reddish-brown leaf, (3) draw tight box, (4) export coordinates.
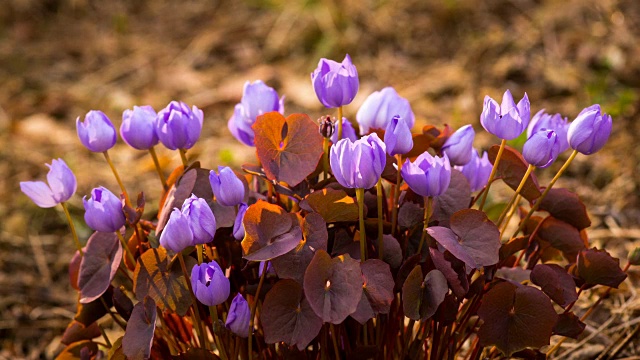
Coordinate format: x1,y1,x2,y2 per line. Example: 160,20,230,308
429,248,468,298
299,188,358,223
157,166,212,234
241,200,302,261
450,209,501,268
112,286,134,321
61,320,102,346
123,296,157,360
402,267,449,321
537,217,586,261
351,259,395,324
56,340,99,360
530,263,578,307
553,311,586,339
75,287,113,326
577,248,627,288
431,170,472,226
488,145,541,201
78,231,122,304
69,249,83,291
253,112,324,186
537,188,591,230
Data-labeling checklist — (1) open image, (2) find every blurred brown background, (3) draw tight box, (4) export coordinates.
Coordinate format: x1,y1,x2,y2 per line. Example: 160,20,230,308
1,0,639,358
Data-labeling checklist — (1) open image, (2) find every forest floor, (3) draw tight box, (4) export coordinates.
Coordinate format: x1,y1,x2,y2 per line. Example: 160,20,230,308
1,0,639,358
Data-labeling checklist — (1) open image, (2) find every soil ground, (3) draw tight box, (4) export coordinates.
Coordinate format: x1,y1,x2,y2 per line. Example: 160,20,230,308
1,0,639,358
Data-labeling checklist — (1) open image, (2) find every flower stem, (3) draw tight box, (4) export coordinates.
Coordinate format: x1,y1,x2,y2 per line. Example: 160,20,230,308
499,194,520,235
115,231,136,267
179,148,189,167
478,139,507,211
337,106,343,141
356,188,367,263
376,179,384,260
196,244,204,265
416,196,433,255
148,146,168,190
248,261,269,360
391,154,403,237
60,202,83,256
511,149,579,238
102,150,131,206
177,252,208,350
323,138,330,180
496,164,535,228
330,324,340,360
209,305,228,360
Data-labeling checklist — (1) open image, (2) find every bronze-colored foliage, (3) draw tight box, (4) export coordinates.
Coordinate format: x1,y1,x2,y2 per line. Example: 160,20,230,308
299,188,359,223
78,231,122,303
488,145,541,201
402,266,448,321
123,296,157,360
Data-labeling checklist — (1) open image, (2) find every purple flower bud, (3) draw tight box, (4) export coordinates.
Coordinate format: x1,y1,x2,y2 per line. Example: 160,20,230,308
480,90,530,140
181,195,216,245
523,129,562,168
330,133,386,189
225,293,250,337
159,208,194,253
356,87,415,135
330,117,358,144
156,101,203,150
401,153,451,197
567,104,612,155
384,115,413,156
233,203,248,240
83,186,126,232
120,105,159,150
191,261,230,306
311,54,359,108
228,81,285,146
20,158,77,208
527,109,569,153
455,150,493,192
76,110,117,152
442,125,475,165
209,167,245,207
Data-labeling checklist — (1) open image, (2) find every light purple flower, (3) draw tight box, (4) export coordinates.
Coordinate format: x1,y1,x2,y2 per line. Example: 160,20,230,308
523,129,562,168
527,109,569,153
20,158,77,208
330,133,386,189
156,101,203,150
210,167,245,207
83,186,126,233
401,153,451,197
455,150,493,192
225,293,250,337
228,80,285,146
120,105,159,150
567,104,612,155
233,203,248,240
76,110,117,152
442,125,475,165
181,195,216,245
159,209,194,253
480,90,530,140
311,54,359,108
330,117,358,144
384,115,413,156
191,261,230,306
356,87,415,135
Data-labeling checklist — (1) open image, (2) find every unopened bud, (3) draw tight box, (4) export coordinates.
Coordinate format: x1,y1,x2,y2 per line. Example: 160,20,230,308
318,115,334,138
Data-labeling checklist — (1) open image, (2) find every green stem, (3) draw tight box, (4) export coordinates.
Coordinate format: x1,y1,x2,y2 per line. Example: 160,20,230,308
511,149,579,238
499,194,520,235
356,188,367,263
496,164,535,228
337,106,343,141
478,139,507,211
103,150,131,206
209,305,228,360
391,154,403,237
179,148,189,167
148,146,168,190
60,202,83,256
376,179,384,260
416,196,433,255
178,252,208,350
196,244,204,265
323,138,330,180
248,261,269,360
115,231,136,267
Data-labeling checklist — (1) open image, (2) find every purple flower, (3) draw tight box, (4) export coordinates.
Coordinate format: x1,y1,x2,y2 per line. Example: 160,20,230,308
311,54,359,108
527,109,569,153
225,293,250,337
480,90,530,140
155,101,203,150
120,105,159,150
455,150,493,192
330,118,358,144
567,104,612,155
76,110,117,152
159,209,194,253
523,129,562,168
209,167,245,207
330,133,386,189
191,261,230,306
384,115,413,156
20,158,77,208
83,186,126,233
401,153,451,197
228,80,285,146
181,195,216,245
356,87,415,135
442,125,475,165
233,203,248,240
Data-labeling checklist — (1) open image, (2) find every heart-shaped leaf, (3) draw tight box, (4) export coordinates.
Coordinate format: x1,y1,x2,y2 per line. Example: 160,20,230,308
253,112,324,186
577,248,627,288
537,188,591,230
261,279,323,351
402,267,449,321
123,296,157,360
112,286,134,321
429,248,468,298
299,188,358,223
488,145,541,201
303,250,363,324
133,247,194,316
61,320,102,346
75,287,113,326
431,170,472,226
241,200,303,261
553,312,586,339
537,217,586,261
78,231,123,304
530,263,578,307
351,259,395,324
477,282,558,357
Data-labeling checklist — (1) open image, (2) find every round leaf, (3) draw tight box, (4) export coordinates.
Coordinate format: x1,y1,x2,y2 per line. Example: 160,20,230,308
431,170,472,226
78,231,123,303
123,296,157,360
577,248,627,288
299,188,358,223
488,145,541,201
537,188,591,230
450,209,500,268
530,263,578,307
402,266,448,321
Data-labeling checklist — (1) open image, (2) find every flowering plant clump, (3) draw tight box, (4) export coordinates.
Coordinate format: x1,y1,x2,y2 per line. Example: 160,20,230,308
20,54,637,360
